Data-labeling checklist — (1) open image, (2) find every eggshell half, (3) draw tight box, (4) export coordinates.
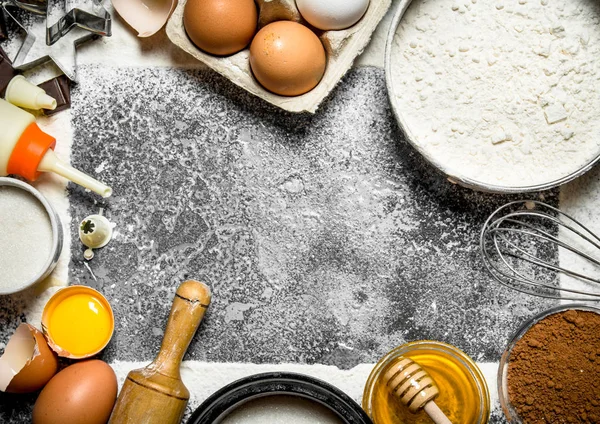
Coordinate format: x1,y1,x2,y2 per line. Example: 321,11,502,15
112,0,177,37
0,324,59,393
33,360,118,424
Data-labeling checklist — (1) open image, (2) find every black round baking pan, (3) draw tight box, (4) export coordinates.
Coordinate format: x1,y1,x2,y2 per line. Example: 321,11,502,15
187,372,373,424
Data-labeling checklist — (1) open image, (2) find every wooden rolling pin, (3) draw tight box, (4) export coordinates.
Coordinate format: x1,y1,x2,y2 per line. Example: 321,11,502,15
108,280,211,424
383,356,453,424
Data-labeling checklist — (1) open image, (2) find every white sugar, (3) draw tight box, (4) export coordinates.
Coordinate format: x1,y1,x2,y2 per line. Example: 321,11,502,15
220,395,343,424
0,186,53,290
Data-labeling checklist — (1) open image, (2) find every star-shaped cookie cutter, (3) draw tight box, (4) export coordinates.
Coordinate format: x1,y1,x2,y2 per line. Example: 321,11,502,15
45,0,111,45
1,0,111,80
10,0,111,42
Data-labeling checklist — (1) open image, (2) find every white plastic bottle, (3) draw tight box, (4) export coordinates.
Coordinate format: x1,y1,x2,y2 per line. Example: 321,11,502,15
0,99,112,197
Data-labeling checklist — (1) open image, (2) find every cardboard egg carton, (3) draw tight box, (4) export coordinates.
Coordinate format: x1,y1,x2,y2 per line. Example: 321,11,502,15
166,0,392,113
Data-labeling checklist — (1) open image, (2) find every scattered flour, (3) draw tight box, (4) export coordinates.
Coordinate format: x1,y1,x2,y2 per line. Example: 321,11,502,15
220,396,342,424
0,186,53,290
557,174,600,302
389,0,600,188
108,361,500,418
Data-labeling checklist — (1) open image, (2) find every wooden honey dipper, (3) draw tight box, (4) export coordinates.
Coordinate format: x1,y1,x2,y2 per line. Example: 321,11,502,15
109,280,211,424
383,356,453,424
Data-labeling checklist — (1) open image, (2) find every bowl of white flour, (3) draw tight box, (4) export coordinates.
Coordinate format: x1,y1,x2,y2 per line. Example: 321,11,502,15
386,0,600,192
0,177,63,295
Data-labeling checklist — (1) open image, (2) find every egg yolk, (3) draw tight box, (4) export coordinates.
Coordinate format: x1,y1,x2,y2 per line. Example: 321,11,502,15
47,294,112,356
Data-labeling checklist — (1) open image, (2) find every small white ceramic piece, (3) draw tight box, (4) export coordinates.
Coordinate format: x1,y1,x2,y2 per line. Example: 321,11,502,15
112,0,177,37
296,0,370,31
79,214,114,260
5,76,57,111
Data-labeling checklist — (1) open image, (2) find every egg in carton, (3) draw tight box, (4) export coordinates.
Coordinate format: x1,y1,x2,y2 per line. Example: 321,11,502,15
166,0,392,113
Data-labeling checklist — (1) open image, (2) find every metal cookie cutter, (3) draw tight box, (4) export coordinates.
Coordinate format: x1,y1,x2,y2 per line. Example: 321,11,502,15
1,0,111,80
45,0,112,45
6,0,111,42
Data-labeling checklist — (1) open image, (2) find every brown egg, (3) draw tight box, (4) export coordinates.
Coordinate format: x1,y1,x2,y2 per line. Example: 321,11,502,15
184,0,257,56
250,21,327,97
32,360,118,424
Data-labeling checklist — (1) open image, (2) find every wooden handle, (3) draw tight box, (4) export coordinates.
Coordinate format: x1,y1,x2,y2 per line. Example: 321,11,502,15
151,280,211,378
107,281,211,424
424,401,453,424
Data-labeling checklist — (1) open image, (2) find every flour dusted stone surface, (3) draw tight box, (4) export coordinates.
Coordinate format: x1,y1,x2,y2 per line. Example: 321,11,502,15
62,65,557,368
389,0,600,188
0,64,555,424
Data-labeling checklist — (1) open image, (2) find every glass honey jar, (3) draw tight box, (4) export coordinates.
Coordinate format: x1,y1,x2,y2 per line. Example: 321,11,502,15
363,341,490,424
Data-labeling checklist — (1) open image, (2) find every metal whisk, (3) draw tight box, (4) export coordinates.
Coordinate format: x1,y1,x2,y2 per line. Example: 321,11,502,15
480,200,600,301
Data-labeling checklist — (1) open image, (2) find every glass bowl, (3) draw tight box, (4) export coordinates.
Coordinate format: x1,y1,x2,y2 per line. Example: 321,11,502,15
498,304,600,422
363,340,490,424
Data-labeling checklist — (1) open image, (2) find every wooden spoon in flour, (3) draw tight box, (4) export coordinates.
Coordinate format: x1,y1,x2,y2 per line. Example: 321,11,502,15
383,356,453,424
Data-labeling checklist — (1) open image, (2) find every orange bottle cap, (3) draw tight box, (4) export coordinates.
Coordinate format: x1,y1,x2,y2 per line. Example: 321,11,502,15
7,122,56,181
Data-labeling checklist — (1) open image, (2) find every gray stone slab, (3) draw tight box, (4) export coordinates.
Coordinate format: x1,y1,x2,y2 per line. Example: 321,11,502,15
0,65,558,423
67,65,557,366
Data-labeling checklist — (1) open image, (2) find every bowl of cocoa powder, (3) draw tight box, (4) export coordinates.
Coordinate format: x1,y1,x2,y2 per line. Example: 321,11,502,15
499,305,600,423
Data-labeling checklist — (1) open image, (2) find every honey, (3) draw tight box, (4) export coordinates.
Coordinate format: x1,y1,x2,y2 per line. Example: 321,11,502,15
363,341,490,424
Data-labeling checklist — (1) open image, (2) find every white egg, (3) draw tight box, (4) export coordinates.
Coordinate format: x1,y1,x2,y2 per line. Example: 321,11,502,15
296,0,370,31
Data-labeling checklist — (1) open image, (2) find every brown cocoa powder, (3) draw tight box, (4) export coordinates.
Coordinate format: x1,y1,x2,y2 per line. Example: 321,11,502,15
507,309,600,424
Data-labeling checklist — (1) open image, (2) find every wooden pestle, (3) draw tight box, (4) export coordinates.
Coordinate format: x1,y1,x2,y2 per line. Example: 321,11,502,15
108,280,211,424
383,356,453,424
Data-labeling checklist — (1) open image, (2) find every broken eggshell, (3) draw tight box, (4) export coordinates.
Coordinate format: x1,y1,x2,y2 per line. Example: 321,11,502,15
0,324,59,393
112,0,177,37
